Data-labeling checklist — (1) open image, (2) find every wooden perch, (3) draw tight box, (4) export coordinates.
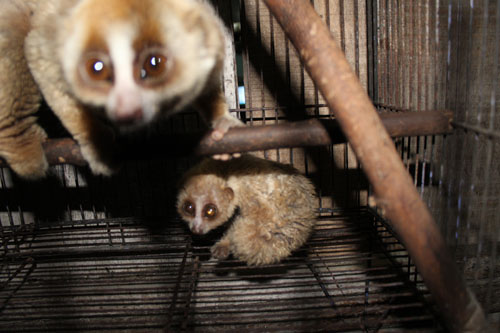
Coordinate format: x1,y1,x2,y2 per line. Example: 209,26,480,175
196,110,452,156
261,0,486,332
0,110,452,167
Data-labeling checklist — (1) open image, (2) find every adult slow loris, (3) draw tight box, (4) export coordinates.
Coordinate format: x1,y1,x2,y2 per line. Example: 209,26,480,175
0,0,242,179
177,155,318,266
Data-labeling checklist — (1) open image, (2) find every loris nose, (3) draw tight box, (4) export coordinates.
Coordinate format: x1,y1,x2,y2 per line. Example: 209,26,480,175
111,89,144,124
114,106,143,124
192,225,204,235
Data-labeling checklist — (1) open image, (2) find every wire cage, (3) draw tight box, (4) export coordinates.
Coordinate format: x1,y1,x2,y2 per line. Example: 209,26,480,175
0,0,499,331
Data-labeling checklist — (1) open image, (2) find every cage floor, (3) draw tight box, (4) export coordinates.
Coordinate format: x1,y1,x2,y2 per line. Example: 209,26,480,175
0,209,441,332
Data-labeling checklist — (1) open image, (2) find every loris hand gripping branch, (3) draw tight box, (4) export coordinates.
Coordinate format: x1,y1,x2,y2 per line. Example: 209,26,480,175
0,0,242,179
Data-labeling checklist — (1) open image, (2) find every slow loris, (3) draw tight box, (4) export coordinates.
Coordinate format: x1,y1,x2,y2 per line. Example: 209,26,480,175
0,0,242,179
177,154,318,266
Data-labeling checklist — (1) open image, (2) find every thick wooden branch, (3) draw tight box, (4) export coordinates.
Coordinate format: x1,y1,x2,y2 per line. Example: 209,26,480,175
197,110,452,156
261,0,486,332
0,110,452,167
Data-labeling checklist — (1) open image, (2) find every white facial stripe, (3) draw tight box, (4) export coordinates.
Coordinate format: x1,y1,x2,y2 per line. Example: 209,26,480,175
108,25,136,89
194,196,209,233
106,24,144,121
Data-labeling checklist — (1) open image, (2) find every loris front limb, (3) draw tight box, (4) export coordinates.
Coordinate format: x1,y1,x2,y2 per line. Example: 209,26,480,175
211,235,231,260
195,87,244,160
0,0,48,179
212,203,298,266
209,214,295,266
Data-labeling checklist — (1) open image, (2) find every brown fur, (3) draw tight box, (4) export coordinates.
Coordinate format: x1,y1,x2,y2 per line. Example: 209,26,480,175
77,0,164,53
177,155,318,266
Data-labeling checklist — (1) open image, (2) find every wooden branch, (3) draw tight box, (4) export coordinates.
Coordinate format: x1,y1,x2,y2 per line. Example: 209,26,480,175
0,110,452,167
198,110,453,155
261,0,486,332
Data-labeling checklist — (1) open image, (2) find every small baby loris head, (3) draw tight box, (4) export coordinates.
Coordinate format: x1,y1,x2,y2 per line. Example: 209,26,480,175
58,0,224,129
177,174,236,235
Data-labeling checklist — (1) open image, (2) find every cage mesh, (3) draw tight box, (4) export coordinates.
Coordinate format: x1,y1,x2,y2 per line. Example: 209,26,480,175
1,211,440,331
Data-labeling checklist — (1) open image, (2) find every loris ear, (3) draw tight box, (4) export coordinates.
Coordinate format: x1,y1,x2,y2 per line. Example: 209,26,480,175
224,187,234,201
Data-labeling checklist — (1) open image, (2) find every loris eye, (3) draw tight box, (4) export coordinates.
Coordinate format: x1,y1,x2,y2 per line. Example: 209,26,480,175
84,58,112,82
79,53,113,88
204,204,217,220
183,201,195,217
140,53,168,80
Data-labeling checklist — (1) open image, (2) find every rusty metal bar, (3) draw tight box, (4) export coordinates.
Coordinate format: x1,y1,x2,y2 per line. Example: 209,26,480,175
260,0,487,332
0,110,452,167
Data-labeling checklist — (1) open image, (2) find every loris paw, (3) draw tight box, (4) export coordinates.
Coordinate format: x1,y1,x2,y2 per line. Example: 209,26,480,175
1,123,49,180
211,242,230,260
8,150,48,180
79,143,120,176
212,152,241,161
211,114,244,160
76,121,121,176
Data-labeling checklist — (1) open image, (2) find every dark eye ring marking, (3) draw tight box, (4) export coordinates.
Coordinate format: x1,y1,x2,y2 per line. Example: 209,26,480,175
183,201,195,217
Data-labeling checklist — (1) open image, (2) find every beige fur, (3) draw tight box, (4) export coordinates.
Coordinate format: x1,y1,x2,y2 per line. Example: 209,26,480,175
0,0,242,178
177,155,318,266
0,0,47,179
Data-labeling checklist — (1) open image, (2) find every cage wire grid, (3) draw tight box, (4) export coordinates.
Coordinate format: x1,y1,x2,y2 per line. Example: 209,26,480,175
0,210,440,331
0,0,499,331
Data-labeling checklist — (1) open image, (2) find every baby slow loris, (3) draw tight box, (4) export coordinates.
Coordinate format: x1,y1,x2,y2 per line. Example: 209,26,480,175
177,154,318,266
0,0,241,179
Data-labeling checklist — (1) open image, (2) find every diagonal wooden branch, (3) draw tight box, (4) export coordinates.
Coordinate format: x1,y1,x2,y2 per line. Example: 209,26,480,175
261,0,487,332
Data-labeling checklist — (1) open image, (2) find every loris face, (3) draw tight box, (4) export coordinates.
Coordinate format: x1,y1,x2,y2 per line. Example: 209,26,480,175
177,175,235,235
59,0,224,129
